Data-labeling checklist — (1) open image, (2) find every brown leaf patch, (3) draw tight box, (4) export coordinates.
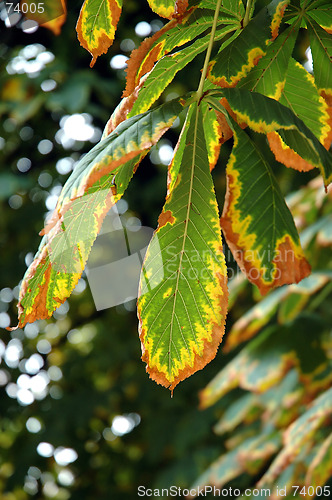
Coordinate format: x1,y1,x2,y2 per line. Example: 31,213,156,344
267,131,315,172
157,210,175,228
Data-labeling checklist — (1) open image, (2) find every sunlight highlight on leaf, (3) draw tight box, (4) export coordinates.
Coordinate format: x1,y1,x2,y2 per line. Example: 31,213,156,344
138,105,228,391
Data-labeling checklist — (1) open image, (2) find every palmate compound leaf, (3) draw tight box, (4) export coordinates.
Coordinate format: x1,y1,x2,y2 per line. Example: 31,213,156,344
76,0,123,68
207,0,289,88
205,99,311,294
137,104,228,392
12,97,189,330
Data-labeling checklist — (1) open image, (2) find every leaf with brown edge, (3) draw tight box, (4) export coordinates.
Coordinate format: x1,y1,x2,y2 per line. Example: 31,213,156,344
201,102,223,171
128,24,239,118
200,82,244,159
11,97,187,330
321,93,332,150
207,0,289,88
216,87,332,187
200,82,249,169
238,24,298,100
219,117,311,295
102,74,150,138
146,0,188,19
267,132,316,172
76,0,122,68
137,105,228,392
124,16,181,98
266,58,332,171
22,0,66,35
124,7,234,100
124,6,226,99
198,93,247,155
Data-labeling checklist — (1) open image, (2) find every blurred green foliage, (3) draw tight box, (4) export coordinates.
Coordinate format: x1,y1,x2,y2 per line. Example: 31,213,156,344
0,2,331,499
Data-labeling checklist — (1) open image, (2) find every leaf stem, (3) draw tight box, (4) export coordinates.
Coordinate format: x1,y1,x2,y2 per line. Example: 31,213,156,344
243,0,254,27
196,0,223,101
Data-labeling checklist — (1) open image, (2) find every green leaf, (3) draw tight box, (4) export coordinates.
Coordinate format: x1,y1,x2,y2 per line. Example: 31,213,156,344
259,369,304,427
124,5,242,102
205,107,311,295
267,58,331,171
227,273,247,310
304,0,332,34
201,101,223,170
238,25,298,99
13,97,187,329
300,214,332,247
218,0,245,18
125,8,224,98
76,0,123,67
215,87,332,186
307,19,332,97
128,24,239,117
198,0,245,19
137,105,228,392
207,0,289,88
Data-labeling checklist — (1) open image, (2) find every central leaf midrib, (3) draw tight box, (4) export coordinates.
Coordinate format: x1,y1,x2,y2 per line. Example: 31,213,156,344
167,106,200,374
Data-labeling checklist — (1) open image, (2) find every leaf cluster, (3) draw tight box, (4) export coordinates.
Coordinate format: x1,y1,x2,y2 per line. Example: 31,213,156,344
10,0,332,391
